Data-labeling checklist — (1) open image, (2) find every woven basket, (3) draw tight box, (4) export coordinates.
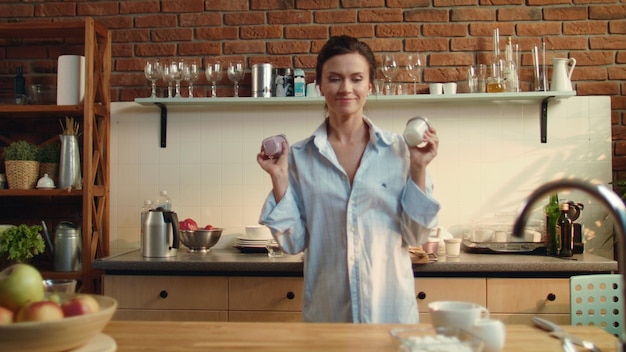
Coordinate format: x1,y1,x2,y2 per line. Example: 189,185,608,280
39,163,59,185
5,160,40,189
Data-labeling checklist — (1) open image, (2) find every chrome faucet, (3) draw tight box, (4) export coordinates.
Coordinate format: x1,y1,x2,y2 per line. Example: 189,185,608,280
512,178,626,350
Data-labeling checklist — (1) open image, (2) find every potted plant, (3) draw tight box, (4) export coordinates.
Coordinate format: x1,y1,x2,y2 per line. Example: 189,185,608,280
38,142,60,185
0,224,45,263
3,140,40,189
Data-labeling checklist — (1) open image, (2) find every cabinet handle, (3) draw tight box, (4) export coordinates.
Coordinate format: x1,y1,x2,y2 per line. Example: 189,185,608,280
417,291,427,300
159,290,168,299
546,293,556,301
286,291,295,300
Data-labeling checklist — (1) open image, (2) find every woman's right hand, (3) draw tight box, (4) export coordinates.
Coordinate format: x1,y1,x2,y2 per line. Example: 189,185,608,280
257,141,289,201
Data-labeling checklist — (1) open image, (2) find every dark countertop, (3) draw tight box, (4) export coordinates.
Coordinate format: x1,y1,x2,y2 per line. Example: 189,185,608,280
93,248,617,278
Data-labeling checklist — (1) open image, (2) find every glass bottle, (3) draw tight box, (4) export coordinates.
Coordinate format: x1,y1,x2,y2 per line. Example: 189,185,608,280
503,37,519,92
14,67,25,104
158,190,172,210
557,202,573,257
140,199,154,238
487,29,505,93
544,193,560,256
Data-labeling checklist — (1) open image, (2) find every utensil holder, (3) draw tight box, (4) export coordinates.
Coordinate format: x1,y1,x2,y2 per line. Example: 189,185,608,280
58,134,81,189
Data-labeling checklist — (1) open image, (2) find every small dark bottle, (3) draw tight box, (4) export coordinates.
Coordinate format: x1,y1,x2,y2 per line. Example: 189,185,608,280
557,202,573,257
14,67,26,104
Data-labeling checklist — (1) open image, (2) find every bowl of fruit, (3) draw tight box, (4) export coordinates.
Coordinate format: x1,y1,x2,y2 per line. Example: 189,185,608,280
178,218,222,252
0,263,117,352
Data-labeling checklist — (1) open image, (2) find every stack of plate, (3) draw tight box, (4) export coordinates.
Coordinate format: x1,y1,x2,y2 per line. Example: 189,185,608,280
234,237,270,253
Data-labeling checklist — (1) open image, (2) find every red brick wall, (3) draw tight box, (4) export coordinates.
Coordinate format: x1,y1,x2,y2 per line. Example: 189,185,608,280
0,0,625,177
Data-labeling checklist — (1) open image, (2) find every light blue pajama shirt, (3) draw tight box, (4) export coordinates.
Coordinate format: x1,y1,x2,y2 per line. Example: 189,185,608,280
260,116,440,323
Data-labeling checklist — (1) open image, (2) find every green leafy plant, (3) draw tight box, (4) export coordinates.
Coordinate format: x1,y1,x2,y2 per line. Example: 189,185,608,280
3,140,40,161
0,224,45,262
39,143,60,163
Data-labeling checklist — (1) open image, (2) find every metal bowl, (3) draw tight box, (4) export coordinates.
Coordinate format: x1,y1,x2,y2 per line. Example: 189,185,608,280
179,228,222,252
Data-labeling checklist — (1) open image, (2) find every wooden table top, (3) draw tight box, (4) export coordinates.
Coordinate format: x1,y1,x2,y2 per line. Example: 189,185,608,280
102,321,619,351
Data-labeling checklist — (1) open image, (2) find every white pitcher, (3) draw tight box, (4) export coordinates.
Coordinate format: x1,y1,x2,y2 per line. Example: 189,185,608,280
550,58,576,91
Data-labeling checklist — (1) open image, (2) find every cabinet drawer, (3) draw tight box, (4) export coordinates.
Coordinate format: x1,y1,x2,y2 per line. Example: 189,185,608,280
229,277,303,311
103,275,228,310
414,278,486,313
487,278,569,314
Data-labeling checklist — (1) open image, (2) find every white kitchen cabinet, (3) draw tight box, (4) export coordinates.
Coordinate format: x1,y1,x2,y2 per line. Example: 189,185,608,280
103,275,228,321
228,277,303,322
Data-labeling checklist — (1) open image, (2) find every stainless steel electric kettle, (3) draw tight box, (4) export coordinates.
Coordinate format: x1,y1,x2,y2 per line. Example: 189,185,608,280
141,207,180,258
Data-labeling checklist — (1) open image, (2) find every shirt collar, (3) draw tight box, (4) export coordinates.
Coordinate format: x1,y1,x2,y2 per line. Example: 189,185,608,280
307,116,395,151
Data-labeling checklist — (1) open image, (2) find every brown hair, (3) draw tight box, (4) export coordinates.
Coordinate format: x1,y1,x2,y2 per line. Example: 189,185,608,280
315,35,377,86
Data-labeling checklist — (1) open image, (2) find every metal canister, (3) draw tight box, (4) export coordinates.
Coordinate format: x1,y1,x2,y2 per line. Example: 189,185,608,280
54,221,82,271
272,68,294,97
252,63,273,98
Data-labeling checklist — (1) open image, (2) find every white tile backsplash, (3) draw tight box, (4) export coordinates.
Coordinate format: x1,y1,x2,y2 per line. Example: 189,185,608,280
110,96,613,257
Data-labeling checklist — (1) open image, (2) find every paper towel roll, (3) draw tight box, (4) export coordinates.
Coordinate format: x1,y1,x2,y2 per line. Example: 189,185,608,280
57,55,85,105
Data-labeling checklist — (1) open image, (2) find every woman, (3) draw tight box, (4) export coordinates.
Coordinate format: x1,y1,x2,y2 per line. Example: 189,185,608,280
257,35,440,323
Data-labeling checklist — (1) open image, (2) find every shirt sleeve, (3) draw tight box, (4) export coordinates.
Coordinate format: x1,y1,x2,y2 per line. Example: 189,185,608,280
259,185,308,254
400,175,440,247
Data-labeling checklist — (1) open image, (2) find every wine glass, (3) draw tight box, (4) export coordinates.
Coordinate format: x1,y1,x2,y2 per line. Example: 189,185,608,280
183,58,201,98
144,59,161,98
227,60,246,97
381,54,399,95
406,53,426,94
169,59,184,98
160,60,175,98
205,60,222,98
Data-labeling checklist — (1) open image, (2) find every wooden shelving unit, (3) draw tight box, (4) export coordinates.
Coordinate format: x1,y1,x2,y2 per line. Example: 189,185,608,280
0,18,111,293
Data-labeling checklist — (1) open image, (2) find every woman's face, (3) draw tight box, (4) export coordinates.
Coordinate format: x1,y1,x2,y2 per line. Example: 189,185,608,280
319,52,372,119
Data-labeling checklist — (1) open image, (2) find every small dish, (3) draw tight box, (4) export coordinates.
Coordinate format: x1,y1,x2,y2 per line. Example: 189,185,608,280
36,173,56,189
389,326,484,352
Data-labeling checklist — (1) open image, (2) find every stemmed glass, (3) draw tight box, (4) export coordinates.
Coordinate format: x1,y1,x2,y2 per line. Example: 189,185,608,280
144,59,161,98
183,58,201,98
227,60,246,97
205,60,222,98
161,60,174,98
381,54,399,95
406,53,426,94
170,59,184,98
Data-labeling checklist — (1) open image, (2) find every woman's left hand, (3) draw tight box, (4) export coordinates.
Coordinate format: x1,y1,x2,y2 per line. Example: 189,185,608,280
409,126,438,167
408,127,438,191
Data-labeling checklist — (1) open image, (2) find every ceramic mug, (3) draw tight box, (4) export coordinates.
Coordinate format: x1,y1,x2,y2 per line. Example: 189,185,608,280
470,318,506,352
428,301,490,330
403,116,430,147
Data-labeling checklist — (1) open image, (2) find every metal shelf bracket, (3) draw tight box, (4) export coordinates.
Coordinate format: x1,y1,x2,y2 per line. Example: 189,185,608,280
155,102,167,148
540,96,554,144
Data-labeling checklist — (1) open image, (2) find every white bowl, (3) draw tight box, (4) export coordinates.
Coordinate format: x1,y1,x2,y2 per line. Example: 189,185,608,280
244,225,272,239
0,294,117,352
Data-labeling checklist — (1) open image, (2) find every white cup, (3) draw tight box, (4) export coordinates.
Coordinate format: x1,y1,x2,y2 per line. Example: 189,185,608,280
429,83,443,95
444,82,457,94
306,82,320,97
470,318,506,352
444,238,462,257
428,301,490,330
403,116,430,147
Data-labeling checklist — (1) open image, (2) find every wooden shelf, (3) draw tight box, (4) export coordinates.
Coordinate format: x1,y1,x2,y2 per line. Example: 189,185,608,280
135,91,575,107
136,91,576,146
0,18,111,294
0,189,82,196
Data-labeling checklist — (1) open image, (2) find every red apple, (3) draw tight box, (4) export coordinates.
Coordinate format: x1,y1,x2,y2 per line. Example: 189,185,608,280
0,263,44,313
16,300,63,322
61,294,100,317
0,305,14,325
179,218,198,231
204,224,214,230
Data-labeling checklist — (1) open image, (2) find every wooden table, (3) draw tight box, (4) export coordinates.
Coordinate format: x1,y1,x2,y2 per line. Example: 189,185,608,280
103,321,619,351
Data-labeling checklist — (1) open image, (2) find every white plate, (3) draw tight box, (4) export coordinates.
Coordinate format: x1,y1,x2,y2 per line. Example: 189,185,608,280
236,236,272,242
73,334,117,352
